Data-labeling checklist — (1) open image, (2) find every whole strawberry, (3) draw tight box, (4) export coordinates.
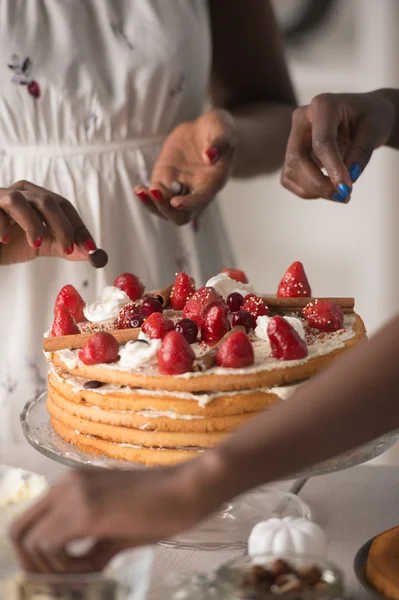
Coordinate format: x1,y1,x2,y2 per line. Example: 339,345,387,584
241,294,269,328
221,268,249,284
114,303,145,329
170,272,196,310
277,261,312,298
216,330,254,368
142,312,175,339
114,273,145,301
201,304,231,345
267,316,308,360
51,305,80,337
54,285,86,323
157,331,195,375
303,300,344,332
183,286,224,327
79,332,120,365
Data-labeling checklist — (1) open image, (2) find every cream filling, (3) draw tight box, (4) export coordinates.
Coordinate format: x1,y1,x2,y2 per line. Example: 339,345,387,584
50,315,356,380
50,369,296,407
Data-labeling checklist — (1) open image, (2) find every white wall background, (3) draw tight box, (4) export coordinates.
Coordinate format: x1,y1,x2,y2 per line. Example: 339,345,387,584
218,0,399,464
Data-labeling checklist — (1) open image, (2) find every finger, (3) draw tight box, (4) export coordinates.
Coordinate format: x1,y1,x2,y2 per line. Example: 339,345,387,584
23,191,75,254
148,181,192,226
23,519,99,574
9,492,54,572
0,190,45,248
134,185,165,219
0,208,10,242
59,201,97,253
343,115,380,181
10,180,97,253
310,95,352,198
281,108,336,200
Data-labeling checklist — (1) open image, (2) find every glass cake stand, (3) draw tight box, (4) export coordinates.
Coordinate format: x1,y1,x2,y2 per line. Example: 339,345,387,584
22,391,399,477
20,391,399,550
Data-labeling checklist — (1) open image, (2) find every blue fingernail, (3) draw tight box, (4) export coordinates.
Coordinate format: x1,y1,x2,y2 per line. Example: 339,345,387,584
349,163,362,183
337,182,351,198
332,192,347,203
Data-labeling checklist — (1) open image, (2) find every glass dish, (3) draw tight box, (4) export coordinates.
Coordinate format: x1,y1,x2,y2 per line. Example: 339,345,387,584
215,553,344,599
160,488,310,551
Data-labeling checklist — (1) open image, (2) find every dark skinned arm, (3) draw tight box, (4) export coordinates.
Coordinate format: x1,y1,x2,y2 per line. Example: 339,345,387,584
195,315,399,506
209,0,297,176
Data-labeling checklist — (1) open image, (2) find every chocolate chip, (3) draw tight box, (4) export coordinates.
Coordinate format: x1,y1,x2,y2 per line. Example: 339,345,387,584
83,380,104,389
89,248,108,269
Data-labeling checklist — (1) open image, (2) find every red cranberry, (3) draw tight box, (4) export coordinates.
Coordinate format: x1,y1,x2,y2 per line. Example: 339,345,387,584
127,313,145,328
232,309,253,332
175,318,198,344
227,292,244,313
142,297,163,316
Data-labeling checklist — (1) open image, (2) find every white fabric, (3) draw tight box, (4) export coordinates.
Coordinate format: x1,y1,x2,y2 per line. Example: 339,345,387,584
0,0,234,444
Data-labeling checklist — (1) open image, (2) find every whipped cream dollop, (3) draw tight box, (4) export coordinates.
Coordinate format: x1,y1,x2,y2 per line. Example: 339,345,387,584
205,273,255,300
255,315,306,342
83,286,130,322
119,332,161,369
0,467,48,509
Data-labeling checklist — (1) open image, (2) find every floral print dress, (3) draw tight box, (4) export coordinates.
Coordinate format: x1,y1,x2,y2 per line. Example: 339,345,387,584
0,0,234,448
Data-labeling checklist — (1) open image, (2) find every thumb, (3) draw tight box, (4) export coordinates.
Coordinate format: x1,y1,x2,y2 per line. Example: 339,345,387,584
344,116,380,183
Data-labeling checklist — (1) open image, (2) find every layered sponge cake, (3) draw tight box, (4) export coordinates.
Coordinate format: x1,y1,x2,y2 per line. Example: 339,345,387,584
44,264,366,466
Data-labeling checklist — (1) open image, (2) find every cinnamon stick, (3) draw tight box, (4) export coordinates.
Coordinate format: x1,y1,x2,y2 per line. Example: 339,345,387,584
43,328,140,352
153,283,174,307
193,326,245,372
262,296,355,311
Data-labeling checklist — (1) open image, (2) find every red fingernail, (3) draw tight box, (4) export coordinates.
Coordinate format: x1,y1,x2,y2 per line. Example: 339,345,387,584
2,234,9,244
205,147,220,164
65,242,74,255
33,236,43,249
172,201,183,209
149,189,163,203
85,239,97,252
136,191,150,204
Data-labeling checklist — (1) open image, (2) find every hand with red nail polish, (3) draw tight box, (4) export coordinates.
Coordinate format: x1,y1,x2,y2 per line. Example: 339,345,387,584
145,109,236,225
0,180,99,266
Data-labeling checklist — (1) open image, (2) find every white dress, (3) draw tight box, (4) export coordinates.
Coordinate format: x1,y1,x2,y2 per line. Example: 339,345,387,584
0,0,234,445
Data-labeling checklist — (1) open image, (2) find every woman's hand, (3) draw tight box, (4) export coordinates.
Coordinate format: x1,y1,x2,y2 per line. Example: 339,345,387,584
281,90,396,203
10,461,219,574
0,180,97,265
134,109,237,225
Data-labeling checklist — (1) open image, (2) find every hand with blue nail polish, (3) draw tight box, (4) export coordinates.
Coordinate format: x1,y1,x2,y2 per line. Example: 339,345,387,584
281,90,396,202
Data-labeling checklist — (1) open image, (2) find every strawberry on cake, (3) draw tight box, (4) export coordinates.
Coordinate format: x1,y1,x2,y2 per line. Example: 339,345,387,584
43,263,366,466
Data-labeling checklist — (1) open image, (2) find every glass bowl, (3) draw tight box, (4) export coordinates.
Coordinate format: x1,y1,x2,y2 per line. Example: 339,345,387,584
0,547,154,600
215,553,344,599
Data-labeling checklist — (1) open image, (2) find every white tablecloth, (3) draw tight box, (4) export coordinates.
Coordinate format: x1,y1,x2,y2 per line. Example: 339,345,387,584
3,441,398,598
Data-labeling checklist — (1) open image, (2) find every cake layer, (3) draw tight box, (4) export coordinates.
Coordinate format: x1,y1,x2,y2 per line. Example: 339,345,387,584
47,396,225,448
47,314,366,392
48,382,259,433
51,419,198,466
48,369,283,416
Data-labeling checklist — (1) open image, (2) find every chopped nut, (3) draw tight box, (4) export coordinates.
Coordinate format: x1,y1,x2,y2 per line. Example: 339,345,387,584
269,559,292,578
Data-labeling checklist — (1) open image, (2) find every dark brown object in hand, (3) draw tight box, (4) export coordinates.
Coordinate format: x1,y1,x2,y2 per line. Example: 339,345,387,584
89,248,109,269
